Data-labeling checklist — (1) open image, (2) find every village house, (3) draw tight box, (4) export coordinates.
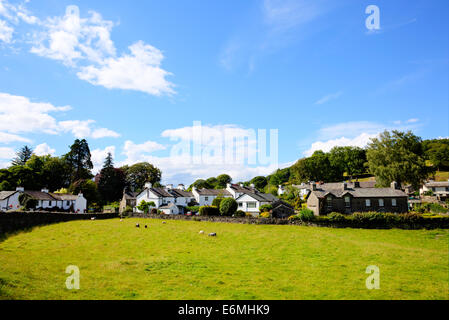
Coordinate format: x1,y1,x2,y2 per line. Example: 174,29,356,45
420,180,449,200
119,190,137,214
191,187,232,206
306,181,408,216
0,187,87,213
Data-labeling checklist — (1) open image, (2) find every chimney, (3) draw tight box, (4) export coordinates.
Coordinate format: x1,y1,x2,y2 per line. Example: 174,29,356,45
311,182,317,191
144,182,152,189
391,181,399,190
166,184,173,190
239,183,244,187
343,182,348,190
250,183,255,189
354,181,360,188
226,183,231,189
16,186,24,192
177,184,185,190
41,188,49,194
78,193,83,198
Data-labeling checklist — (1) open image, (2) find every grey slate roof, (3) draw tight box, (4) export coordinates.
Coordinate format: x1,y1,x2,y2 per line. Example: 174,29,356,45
236,191,278,203
311,183,407,199
50,193,77,201
24,190,56,201
168,189,194,198
0,191,18,200
196,189,232,196
149,188,173,198
425,181,449,187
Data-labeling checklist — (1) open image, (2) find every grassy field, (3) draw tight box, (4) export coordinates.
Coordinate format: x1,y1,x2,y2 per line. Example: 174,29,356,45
0,218,448,300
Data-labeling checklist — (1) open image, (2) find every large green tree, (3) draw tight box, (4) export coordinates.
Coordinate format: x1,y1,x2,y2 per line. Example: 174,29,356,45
291,151,342,183
422,139,449,170
328,146,367,179
11,146,33,166
250,176,268,190
64,139,93,183
366,130,430,188
69,179,99,205
216,174,232,188
97,153,126,203
121,162,162,193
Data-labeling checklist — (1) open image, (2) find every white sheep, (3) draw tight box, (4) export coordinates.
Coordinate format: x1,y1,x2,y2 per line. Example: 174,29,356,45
208,233,217,237
199,230,204,234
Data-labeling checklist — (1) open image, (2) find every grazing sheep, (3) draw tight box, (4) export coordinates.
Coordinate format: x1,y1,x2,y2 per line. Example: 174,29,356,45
91,217,96,220
162,221,166,224
145,225,148,229
208,233,217,237
199,230,204,234
136,223,140,228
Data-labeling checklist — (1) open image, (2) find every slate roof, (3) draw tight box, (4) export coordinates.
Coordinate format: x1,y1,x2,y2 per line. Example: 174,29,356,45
24,190,56,201
196,189,232,196
123,191,138,200
310,183,407,199
425,181,449,188
168,189,194,198
159,203,176,209
0,191,18,200
229,184,258,193
149,187,173,198
236,191,278,203
50,193,78,201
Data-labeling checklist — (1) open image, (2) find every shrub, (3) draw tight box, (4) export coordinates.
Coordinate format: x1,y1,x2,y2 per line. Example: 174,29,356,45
150,208,158,215
199,205,219,216
423,191,434,196
397,212,424,224
328,212,346,222
124,206,133,213
212,197,224,208
298,208,315,221
219,198,238,216
260,211,271,218
352,212,398,224
429,203,448,214
234,210,246,217
186,206,200,213
259,204,273,213
18,193,38,210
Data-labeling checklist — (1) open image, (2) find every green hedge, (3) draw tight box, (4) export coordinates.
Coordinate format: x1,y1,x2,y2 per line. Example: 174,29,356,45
199,206,219,216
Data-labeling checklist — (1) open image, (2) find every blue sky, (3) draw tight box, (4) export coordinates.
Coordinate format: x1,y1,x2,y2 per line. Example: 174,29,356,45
0,0,448,184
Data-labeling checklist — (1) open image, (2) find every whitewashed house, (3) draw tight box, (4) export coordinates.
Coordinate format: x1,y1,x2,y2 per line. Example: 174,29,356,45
235,192,278,216
0,187,87,212
192,187,232,206
135,183,195,214
159,203,180,215
420,180,449,200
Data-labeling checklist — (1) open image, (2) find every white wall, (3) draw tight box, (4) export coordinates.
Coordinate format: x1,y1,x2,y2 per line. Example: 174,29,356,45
236,194,265,215
0,192,20,211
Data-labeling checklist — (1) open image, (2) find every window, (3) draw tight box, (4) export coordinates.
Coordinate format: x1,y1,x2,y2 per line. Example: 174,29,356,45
366,199,371,207
238,203,243,207
392,198,397,206
379,199,384,207
205,197,209,201
344,196,351,208
247,202,257,209
326,197,332,208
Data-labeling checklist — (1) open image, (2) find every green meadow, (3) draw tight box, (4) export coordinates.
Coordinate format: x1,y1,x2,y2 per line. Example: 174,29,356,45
0,218,448,300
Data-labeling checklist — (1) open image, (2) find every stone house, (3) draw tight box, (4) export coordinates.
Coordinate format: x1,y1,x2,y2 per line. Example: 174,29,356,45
119,190,137,214
306,181,408,216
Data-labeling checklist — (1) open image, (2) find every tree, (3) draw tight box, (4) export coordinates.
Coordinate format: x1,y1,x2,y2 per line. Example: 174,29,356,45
11,146,33,166
212,196,224,207
41,156,72,191
267,168,290,186
9,165,39,190
219,198,238,216
329,146,367,179
64,139,93,183
423,139,449,170
137,200,155,214
216,174,232,188
122,162,162,193
250,176,268,190
366,130,430,188
69,179,99,205
97,153,126,203
189,179,212,190
290,151,342,183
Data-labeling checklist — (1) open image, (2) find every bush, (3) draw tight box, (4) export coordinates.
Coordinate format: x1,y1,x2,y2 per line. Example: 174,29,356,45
298,208,315,221
211,197,224,208
18,193,38,210
413,202,448,214
124,206,133,213
199,205,219,216
259,204,273,213
150,208,158,215
186,206,200,213
260,211,271,218
234,210,246,217
328,212,346,222
219,198,238,216
352,212,398,224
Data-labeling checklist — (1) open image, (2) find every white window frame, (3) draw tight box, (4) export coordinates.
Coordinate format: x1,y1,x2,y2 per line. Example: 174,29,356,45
379,199,384,207
366,199,371,207
247,202,257,209
392,198,397,206
344,196,351,208
326,196,333,208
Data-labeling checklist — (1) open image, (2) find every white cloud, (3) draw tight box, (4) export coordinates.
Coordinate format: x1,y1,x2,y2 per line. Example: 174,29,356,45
314,91,343,105
77,41,175,96
0,92,70,135
0,131,31,143
91,145,116,175
0,146,15,159
407,118,419,123
92,128,121,139
34,143,55,156
304,133,377,157
30,5,115,66
0,92,120,140
0,19,13,43
122,140,166,163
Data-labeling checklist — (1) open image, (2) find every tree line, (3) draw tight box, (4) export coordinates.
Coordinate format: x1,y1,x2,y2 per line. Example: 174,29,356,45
0,139,162,211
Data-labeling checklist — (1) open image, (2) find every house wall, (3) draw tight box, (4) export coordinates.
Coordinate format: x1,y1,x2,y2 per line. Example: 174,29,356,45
306,193,320,216
0,192,21,211
236,194,267,215
74,196,87,213
313,195,408,215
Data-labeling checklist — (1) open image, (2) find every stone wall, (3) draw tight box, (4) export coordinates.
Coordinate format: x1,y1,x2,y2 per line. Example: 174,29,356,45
0,211,118,236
